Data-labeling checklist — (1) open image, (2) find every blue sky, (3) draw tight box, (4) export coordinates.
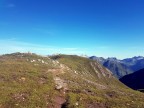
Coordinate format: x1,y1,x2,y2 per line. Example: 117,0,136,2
0,0,144,59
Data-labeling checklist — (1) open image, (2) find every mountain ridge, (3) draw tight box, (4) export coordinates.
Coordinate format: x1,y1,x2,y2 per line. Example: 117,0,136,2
0,52,144,108
90,56,144,78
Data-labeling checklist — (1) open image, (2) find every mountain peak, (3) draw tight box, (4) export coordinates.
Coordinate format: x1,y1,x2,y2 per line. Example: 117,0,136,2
133,56,144,60
107,57,118,61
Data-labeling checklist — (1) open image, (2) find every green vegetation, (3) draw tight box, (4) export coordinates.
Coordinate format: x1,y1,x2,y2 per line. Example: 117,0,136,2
0,53,144,108
51,55,144,108
0,53,57,108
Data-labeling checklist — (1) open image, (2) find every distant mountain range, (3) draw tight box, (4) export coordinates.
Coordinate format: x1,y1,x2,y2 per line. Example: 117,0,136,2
90,56,144,78
120,68,144,91
122,56,144,72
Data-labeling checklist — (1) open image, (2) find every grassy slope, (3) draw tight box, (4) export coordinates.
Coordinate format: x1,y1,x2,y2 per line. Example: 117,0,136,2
0,53,144,108
51,55,144,108
0,53,58,108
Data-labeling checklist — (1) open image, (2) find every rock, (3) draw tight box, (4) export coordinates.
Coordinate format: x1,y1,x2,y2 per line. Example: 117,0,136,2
56,85,63,90
75,102,79,106
19,77,26,82
41,60,44,63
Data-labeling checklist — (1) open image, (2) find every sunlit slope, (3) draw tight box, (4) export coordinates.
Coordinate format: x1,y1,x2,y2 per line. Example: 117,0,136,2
0,53,60,108
51,55,144,108
0,53,144,108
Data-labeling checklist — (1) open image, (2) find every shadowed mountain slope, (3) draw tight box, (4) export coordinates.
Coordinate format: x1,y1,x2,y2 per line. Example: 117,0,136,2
120,68,144,91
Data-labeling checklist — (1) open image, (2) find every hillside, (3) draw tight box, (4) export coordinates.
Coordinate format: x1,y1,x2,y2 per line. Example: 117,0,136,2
103,58,132,79
90,56,144,79
0,53,144,108
90,56,132,78
122,56,144,72
120,68,144,91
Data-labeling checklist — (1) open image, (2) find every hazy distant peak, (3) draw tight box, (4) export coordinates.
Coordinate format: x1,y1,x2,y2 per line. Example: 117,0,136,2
107,57,118,61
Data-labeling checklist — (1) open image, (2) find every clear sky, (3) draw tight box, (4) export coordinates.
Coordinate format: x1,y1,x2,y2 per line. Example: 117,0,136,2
0,0,144,59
